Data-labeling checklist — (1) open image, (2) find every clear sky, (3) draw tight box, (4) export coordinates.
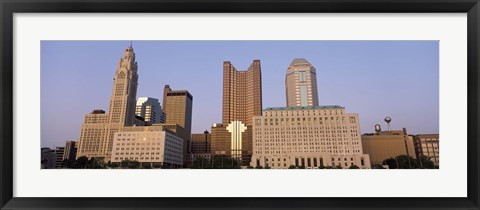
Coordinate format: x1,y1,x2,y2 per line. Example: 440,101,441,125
41,41,439,148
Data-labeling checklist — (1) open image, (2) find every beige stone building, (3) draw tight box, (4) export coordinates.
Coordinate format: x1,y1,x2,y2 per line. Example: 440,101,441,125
361,129,416,165
413,134,439,167
111,125,184,168
77,45,139,160
250,106,371,169
211,60,262,165
285,58,319,107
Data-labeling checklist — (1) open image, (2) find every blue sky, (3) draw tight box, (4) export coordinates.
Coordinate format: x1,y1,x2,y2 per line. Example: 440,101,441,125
41,41,439,148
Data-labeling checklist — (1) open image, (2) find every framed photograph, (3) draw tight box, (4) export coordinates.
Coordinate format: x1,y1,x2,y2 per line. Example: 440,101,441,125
1,0,479,209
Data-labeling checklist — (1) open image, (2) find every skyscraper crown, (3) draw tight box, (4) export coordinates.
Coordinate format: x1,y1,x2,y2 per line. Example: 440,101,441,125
290,58,311,66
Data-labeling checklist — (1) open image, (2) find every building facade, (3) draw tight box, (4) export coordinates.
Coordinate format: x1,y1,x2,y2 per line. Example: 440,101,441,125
191,131,211,154
361,128,416,165
63,140,77,161
211,123,230,156
211,60,262,166
135,97,166,124
77,45,139,160
41,147,56,169
55,147,65,168
413,134,439,167
250,106,370,169
285,58,319,107
162,85,193,135
187,153,212,163
111,125,184,168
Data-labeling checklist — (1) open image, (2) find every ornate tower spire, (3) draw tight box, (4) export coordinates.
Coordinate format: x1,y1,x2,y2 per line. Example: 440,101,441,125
108,45,139,126
78,44,140,160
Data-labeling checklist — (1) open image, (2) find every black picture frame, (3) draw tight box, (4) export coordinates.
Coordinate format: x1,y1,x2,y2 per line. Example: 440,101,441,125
1,0,479,209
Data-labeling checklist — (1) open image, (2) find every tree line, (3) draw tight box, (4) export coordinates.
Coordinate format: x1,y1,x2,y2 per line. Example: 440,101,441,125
61,154,437,169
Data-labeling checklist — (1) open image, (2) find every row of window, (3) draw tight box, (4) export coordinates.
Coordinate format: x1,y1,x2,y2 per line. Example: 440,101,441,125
263,110,345,117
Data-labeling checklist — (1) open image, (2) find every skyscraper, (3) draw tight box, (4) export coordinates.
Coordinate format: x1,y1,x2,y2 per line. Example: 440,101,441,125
63,140,77,161
77,44,139,160
162,85,193,134
211,60,262,165
222,60,262,127
135,97,166,124
285,58,319,107
162,85,193,165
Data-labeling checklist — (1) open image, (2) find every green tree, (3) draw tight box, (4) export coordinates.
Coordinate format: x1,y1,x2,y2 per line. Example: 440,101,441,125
75,156,89,169
142,163,152,169
61,159,77,168
349,164,360,169
384,155,419,169
383,155,430,169
121,160,131,168
128,160,140,169
298,165,306,169
120,160,140,169
191,157,211,169
109,162,119,168
211,156,241,169
288,165,297,169
86,157,106,169
246,166,254,169
255,165,264,169
416,155,435,169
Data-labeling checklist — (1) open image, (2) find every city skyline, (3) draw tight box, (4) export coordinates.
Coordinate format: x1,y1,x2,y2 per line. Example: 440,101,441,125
41,41,439,148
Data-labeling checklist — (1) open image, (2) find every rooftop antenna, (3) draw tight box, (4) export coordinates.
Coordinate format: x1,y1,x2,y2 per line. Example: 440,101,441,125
129,41,132,48
384,117,392,131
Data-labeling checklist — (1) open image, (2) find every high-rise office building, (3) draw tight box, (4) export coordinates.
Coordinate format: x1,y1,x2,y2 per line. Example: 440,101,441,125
63,140,77,161
77,45,139,161
162,85,193,165
135,97,166,124
285,58,319,107
162,85,193,134
211,60,262,165
250,106,370,169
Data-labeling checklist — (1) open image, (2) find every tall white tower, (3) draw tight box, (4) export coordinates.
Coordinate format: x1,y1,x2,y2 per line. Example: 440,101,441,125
77,44,139,160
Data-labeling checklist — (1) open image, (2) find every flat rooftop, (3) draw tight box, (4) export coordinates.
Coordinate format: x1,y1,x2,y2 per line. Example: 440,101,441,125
264,105,345,111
